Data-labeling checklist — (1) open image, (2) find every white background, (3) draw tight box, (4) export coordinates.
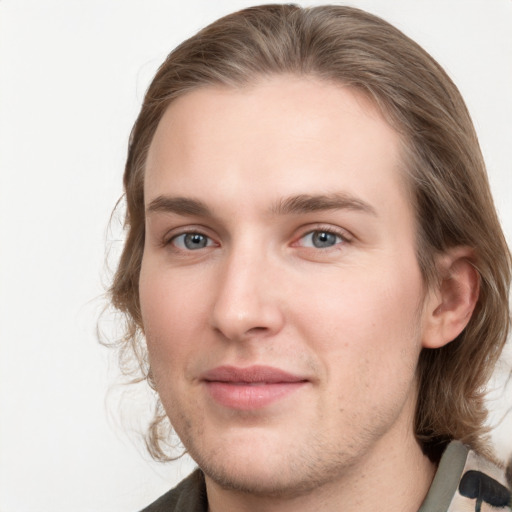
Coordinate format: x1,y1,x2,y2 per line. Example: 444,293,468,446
1,1,511,511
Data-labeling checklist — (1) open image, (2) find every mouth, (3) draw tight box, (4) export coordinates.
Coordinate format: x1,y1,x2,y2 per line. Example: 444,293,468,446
200,365,309,410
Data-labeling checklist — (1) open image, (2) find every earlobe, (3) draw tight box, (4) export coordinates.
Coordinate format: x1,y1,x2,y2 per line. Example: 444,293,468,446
422,247,480,349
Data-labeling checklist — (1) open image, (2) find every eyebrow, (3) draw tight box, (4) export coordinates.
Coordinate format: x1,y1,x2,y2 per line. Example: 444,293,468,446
271,193,377,216
146,192,377,217
146,196,211,216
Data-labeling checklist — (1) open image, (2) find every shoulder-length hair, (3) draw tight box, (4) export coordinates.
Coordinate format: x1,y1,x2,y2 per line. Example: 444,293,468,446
109,4,511,461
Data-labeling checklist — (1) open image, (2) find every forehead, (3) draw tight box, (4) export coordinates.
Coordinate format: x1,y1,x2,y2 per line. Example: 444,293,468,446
144,76,412,222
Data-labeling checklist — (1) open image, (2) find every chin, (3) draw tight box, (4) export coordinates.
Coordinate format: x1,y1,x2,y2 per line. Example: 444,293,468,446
185,428,357,499
199,456,332,499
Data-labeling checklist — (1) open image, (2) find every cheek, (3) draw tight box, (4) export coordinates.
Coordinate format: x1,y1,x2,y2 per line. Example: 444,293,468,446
139,263,207,372
295,261,424,379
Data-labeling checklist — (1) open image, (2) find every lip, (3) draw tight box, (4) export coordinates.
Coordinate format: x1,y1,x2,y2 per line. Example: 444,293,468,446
201,365,308,410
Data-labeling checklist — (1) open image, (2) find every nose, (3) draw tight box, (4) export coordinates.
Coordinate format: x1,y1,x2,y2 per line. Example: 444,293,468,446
210,245,285,342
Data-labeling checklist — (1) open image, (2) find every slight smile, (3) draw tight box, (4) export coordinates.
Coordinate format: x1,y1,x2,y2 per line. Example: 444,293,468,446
201,365,309,410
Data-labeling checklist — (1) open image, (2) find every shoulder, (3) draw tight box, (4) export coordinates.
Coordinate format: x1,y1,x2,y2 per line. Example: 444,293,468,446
139,469,207,512
420,441,511,512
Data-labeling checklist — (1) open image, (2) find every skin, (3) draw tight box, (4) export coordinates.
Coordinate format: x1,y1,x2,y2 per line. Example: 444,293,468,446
139,76,478,512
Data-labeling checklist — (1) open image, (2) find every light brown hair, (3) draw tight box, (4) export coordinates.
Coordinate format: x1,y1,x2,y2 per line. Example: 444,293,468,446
109,4,511,461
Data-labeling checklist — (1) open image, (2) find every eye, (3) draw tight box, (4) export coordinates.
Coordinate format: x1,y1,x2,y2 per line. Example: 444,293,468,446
299,230,345,249
171,232,214,250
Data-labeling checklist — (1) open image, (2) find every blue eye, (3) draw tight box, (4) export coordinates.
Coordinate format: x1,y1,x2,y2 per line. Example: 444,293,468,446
300,230,344,249
172,233,213,250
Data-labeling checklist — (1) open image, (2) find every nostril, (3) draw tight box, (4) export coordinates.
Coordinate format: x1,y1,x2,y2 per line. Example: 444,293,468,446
247,326,268,333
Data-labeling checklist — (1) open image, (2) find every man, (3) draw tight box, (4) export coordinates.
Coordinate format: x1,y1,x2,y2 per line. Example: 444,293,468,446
110,5,512,511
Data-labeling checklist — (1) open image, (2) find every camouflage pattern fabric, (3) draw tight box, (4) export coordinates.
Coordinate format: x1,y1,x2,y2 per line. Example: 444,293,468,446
420,441,511,512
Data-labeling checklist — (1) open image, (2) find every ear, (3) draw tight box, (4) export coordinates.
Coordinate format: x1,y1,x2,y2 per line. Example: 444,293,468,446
422,247,480,349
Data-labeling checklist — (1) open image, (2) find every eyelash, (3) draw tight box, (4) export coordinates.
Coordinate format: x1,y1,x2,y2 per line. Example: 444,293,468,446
294,225,351,250
165,230,217,251
164,224,351,254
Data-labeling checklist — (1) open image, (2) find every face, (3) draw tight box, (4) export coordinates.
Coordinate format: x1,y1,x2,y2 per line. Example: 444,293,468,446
140,76,430,496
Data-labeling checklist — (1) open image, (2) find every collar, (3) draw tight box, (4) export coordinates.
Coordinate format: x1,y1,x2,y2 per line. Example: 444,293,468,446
419,441,511,512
